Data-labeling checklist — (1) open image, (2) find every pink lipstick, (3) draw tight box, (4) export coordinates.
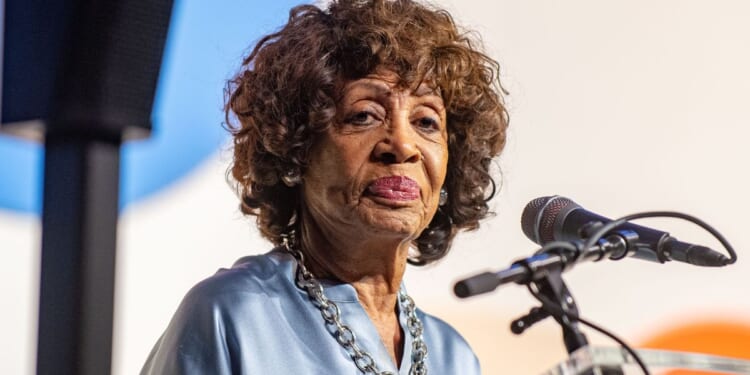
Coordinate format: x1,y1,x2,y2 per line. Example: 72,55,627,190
367,176,420,201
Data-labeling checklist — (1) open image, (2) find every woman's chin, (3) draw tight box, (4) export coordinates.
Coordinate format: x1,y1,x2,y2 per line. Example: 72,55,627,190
354,199,429,240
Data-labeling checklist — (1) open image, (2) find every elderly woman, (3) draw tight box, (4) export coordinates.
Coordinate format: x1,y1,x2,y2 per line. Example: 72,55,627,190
141,0,507,373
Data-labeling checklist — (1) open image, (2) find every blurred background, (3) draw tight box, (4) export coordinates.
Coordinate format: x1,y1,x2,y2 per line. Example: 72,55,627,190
2,0,749,373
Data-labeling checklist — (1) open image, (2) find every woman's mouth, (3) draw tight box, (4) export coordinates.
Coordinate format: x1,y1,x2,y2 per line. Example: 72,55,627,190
366,176,420,201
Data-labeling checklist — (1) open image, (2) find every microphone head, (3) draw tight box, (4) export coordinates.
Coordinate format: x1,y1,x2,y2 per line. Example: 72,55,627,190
521,195,579,244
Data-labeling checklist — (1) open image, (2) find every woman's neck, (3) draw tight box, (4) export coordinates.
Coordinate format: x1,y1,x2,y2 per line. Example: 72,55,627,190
297,215,410,368
299,219,410,294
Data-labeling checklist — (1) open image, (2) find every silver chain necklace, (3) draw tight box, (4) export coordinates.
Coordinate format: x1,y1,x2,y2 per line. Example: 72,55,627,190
282,235,428,375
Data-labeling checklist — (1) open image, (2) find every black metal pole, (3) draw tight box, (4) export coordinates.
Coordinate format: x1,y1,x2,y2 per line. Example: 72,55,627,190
37,135,121,375
533,271,589,354
4,1,173,373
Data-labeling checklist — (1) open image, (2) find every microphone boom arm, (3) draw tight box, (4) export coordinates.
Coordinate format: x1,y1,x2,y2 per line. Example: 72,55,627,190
454,231,638,299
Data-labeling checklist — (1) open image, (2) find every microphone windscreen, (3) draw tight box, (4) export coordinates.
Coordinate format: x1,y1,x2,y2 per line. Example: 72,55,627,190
521,196,577,244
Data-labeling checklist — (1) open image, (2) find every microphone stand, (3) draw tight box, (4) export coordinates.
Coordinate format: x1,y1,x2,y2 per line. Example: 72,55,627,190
457,216,741,374
502,242,589,354
511,267,626,374
455,238,637,374
516,270,589,354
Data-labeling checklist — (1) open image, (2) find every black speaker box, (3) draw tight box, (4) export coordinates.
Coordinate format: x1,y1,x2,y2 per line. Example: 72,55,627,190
1,0,174,141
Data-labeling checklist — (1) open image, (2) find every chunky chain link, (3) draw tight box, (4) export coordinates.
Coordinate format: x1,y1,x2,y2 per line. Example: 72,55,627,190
400,292,428,375
282,234,428,375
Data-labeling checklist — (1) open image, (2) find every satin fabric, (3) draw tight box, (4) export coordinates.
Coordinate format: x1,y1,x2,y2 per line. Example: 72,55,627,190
141,249,481,374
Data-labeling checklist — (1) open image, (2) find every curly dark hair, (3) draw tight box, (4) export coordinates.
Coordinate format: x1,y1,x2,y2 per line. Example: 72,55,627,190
225,0,508,265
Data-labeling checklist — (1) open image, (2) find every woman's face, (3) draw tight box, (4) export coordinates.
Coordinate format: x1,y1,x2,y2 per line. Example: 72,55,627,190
302,71,449,241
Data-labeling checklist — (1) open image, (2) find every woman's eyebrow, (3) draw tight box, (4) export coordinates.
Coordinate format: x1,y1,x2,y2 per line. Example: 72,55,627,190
344,80,392,96
414,84,440,98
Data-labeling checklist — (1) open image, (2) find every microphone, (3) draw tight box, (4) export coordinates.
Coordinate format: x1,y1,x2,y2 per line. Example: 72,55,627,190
521,196,730,267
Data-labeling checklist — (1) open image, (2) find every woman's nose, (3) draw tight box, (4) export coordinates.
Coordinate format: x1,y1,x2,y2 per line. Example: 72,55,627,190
372,114,421,164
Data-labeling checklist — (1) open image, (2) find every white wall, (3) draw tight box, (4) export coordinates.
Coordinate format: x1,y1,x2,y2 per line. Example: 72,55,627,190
2,1,749,373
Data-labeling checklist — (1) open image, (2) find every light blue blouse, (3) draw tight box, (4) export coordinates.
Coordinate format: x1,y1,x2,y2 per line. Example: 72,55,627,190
141,249,481,374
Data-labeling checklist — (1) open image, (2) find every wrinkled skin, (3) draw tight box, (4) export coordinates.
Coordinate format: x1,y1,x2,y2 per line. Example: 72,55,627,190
299,70,449,367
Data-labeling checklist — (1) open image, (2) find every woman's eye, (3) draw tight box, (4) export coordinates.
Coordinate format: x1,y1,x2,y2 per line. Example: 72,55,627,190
345,111,376,125
416,117,440,131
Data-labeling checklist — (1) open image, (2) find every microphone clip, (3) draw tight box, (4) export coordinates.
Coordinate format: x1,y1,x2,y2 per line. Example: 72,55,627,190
510,306,550,335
